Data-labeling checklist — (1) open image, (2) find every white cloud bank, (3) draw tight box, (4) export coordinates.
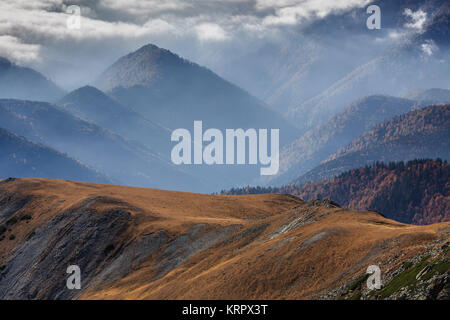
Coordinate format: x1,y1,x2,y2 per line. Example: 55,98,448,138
260,0,371,26
0,0,372,64
195,23,229,42
404,8,427,31
0,35,41,63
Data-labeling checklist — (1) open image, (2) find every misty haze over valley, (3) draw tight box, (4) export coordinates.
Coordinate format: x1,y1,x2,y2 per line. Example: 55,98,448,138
1,0,448,195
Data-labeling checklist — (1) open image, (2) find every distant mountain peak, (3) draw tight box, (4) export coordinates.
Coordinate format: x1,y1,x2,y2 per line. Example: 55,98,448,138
95,43,192,91
67,85,105,98
135,43,173,56
131,43,188,63
59,85,125,116
77,84,100,91
60,86,113,110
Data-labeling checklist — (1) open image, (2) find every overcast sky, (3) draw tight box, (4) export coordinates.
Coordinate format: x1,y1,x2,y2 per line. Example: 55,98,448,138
1,0,429,90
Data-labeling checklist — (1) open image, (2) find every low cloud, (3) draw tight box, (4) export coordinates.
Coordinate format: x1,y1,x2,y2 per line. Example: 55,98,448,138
195,23,229,42
0,0,377,88
404,8,427,31
0,0,372,51
99,0,191,16
0,35,41,64
0,1,176,43
261,0,371,26
421,39,438,57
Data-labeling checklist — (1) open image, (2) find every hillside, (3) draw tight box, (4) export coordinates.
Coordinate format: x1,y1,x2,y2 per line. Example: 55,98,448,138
293,159,449,225
294,104,450,185
224,159,449,225
0,99,203,191
58,86,171,157
0,128,111,184
263,95,426,186
0,57,64,102
0,178,448,300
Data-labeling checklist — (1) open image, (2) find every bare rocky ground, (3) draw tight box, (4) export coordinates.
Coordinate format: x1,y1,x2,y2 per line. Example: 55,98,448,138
322,240,450,300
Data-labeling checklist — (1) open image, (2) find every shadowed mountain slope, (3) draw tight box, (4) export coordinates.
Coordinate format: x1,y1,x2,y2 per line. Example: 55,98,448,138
0,57,64,102
264,95,427,186
0,99,203,191
58,86,171,156
294,104,450,185
0,128,111,184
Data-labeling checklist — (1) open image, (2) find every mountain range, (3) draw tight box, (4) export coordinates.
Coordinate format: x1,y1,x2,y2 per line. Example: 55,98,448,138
1,51,449,194
0,44,303,192
263,92,450,186
0,1,448,195
0,99,202,191
1,42,449,195
91,44,302,189
294,104,450,185
214,0,450,135
94,44,299,145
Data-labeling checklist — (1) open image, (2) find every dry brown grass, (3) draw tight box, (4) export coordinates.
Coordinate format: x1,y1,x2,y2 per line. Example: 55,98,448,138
1,178,448,299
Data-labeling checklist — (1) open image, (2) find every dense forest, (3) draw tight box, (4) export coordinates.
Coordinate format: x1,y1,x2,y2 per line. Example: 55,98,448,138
291,104,450,186
220,159,449,225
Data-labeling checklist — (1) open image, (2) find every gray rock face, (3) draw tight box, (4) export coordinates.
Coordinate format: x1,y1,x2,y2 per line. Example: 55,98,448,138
0,196,133,299
0,191,33,224
0,194,242,300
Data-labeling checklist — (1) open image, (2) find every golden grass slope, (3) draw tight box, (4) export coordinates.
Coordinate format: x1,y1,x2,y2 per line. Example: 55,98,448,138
0,178,448,299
